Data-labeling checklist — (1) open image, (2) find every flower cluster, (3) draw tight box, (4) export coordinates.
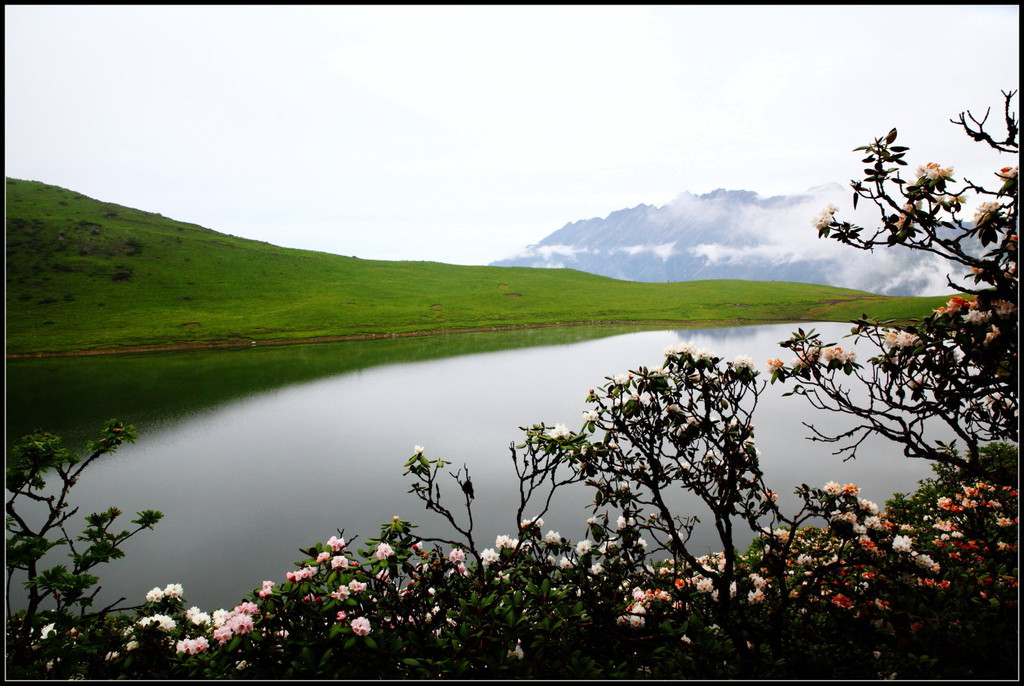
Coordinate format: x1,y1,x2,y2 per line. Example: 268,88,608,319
915,161,954,181
812,204,839,231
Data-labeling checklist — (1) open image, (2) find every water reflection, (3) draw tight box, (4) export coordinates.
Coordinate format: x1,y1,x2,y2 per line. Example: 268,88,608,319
6,322,941,613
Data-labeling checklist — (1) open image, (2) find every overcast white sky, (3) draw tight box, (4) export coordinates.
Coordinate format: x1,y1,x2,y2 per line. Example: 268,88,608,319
5,5,1020,265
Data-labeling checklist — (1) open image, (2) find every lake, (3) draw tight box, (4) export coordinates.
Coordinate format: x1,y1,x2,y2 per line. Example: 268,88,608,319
6,322,941,613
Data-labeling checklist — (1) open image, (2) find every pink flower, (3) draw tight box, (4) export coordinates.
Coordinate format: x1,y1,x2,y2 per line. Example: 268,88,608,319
326,536,346,552
227,613,255,635
234,602,258,615
336,611,347,622
375,542,395,560
257,580,275,598
316,551,331,563
176,636,210,655
448,548,466,564
330,585,350,600
331,555,349,569
286,566,316,583
212,625,233,645
350,617,372,636
348,580,367,594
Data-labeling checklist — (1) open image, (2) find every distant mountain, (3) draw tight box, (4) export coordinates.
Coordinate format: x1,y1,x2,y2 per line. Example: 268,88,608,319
492,184,963,296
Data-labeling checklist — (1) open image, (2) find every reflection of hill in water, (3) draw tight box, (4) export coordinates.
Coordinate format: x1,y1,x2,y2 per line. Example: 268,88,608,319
6,324,687,453
667,321,806,344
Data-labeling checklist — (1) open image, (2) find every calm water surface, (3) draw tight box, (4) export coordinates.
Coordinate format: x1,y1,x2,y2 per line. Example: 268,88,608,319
6,323,940,612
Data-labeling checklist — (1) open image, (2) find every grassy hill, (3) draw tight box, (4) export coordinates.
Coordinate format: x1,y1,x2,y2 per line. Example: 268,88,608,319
5,177,950,357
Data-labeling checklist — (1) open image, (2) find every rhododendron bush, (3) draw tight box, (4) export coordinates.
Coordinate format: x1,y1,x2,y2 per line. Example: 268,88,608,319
7,94,1018,679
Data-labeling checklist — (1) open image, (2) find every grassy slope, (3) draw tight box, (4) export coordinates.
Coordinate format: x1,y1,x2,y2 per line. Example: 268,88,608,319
4,178,950,356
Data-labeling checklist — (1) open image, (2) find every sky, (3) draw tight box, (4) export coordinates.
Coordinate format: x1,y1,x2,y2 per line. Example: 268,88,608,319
5,5,1020,266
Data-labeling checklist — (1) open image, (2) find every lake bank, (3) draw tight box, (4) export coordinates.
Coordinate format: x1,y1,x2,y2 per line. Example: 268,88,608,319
6,317,816,359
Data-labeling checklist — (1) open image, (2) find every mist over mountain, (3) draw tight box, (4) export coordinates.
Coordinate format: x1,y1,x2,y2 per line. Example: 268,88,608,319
492,184,963,296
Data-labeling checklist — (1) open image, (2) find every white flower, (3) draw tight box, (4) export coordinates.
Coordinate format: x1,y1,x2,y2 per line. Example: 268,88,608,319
185,607,211,626
589,563,604,575
891,535,914,553
882,330,921,349
664,342,696,357
733,354,755,370
139,614,177,632
544,530,561,544
962,309,991,325
915,553,939,572
413,445,425,455
582,410,599,422
495,535,518,550
695,577,715,594
145,587,164,603
823,481,842,495
859,499,879,514
576,539,593,555
559,556,573,569
748,589,765,604
916,162,953,181
162,583,184,598
974,201,1001,224
993,299,1017,317
612,373,631,386
40,623,55,639
481,548,500,566
547,423,572,440
812,205,838,230
508,642,524,660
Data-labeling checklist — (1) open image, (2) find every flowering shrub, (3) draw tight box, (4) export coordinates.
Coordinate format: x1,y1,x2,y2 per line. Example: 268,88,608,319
6,94,1018,679
12,441,1015,679
5,419,163,675
773,91,1018,485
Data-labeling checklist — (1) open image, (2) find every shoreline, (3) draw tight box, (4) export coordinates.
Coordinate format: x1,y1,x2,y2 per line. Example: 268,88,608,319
5,318,813,359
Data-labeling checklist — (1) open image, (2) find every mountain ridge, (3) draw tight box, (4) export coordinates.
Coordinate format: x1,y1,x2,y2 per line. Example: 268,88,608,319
491,184,962,296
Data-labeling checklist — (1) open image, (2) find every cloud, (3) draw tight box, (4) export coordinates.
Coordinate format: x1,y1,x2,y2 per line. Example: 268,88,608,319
668,185,970,296
613,243,678,260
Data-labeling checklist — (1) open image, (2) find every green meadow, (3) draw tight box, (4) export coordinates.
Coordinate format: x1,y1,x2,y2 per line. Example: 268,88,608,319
5,177,949,357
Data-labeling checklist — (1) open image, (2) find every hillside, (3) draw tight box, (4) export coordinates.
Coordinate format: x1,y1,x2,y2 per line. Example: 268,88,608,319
4,178,950,357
